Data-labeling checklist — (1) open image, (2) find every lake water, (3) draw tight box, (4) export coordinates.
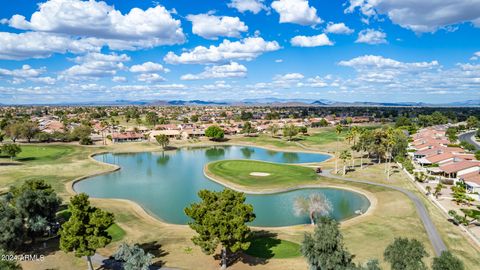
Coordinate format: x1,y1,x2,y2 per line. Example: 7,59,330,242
74,145,370,226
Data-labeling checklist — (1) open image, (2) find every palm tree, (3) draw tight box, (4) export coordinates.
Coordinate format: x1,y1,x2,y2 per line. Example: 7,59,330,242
346,126,359,168
425,186,431,195
339,150,351,176
385,127,395,180
434,183,443,199
335,124,343,174
293,193,332,225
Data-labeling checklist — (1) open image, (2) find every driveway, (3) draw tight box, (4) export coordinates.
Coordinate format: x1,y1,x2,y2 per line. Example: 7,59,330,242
320,170,447,256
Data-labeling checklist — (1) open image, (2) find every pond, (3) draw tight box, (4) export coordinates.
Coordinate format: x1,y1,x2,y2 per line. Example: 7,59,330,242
74,145,370,227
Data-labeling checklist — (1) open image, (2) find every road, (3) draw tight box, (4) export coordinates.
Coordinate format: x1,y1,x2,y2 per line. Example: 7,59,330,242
320,170,447,256
458,131,480,150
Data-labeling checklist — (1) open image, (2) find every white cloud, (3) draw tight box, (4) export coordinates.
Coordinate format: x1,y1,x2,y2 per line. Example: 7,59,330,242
0,64,55,84
325,22,354,34
136,73,166,83
291,33,333,47
112,76,127,83
187,13,248,40
0,65,45,78
275,59,284,63
61,52,130,80
355,29,387,44
338,55,439,70
271,0,322,26
112,84,186,91
181,62,247,80
6,0,185,51
164,37,280,64
228,0,268,14
0,31,100,60
202,81,233,90
129,62,169,73
274,73,305,81
345,0,480,33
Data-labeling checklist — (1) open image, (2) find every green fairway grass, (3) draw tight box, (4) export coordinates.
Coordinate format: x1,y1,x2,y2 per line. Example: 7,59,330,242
206,160,318,188
107,223,126,242
245,237,301,259
0,144,75,163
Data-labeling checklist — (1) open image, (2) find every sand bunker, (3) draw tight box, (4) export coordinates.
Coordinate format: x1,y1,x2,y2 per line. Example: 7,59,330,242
250,172,271,177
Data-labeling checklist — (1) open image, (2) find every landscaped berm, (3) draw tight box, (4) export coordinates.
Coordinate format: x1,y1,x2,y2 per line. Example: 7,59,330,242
206,160,318,189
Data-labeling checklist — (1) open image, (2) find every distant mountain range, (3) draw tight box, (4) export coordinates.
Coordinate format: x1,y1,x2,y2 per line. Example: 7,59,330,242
2,99,480,107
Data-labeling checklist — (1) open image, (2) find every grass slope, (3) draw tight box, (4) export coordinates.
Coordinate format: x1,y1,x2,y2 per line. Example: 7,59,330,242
206,160,318,188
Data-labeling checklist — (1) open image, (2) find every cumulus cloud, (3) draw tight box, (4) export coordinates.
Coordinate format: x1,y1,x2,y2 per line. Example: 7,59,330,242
325,22,354,34
61,52,130,80
5,0,185,52
291,34,333,47
0,64,55,84
0,31,101,60
112,76,127,83
274,73,304,81
228,0,268,14
345,0,480,33
136,73,166,83
271,0,322,26
187,13,248,40
338,55,439,70
355,29,387,44
181,62,247,80
129,62,169,73
164,37,280,64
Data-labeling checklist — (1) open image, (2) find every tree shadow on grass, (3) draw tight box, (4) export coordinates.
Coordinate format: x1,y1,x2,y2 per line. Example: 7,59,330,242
137,241,169,268
235,230,282,266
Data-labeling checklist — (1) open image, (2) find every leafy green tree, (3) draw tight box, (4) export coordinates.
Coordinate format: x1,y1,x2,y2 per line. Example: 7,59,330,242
20,121,39,143
205,125,224,141
113,242,154,270
70,125,92,142
266,124,280,137
5,123,22,143
466,116,479,129
432,251,464,270
301,217,354,270
312,119,329,127
0,132,4,143
190,115,199,123
475,150,480,161
155,134,170,149
184,189,255,269
240,111,253,121
395,116,412,128
145,112,159,126
299,126,308,135
283,124,298,141
383,238,428,270
0,249,22,269
1,143,21,160
355,259,382,270
10,180,61,244
0,201,24,251
241,121,256,136
60,193,114,270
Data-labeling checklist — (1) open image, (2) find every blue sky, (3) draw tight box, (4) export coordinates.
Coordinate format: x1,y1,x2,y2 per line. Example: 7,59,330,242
0,0,479,104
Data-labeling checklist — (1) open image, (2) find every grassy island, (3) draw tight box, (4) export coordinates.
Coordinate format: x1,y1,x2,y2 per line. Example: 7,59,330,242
206,160,318,189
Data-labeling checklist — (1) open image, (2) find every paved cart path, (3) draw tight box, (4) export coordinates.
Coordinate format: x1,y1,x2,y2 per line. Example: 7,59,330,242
320,170,447,256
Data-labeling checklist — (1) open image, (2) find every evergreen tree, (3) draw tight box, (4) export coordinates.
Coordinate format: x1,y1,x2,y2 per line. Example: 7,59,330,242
60,193,114,270
301,217,354,270
184,189,255,269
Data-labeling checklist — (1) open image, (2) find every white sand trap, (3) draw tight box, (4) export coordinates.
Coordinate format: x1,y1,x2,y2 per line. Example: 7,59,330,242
250,172,271,177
